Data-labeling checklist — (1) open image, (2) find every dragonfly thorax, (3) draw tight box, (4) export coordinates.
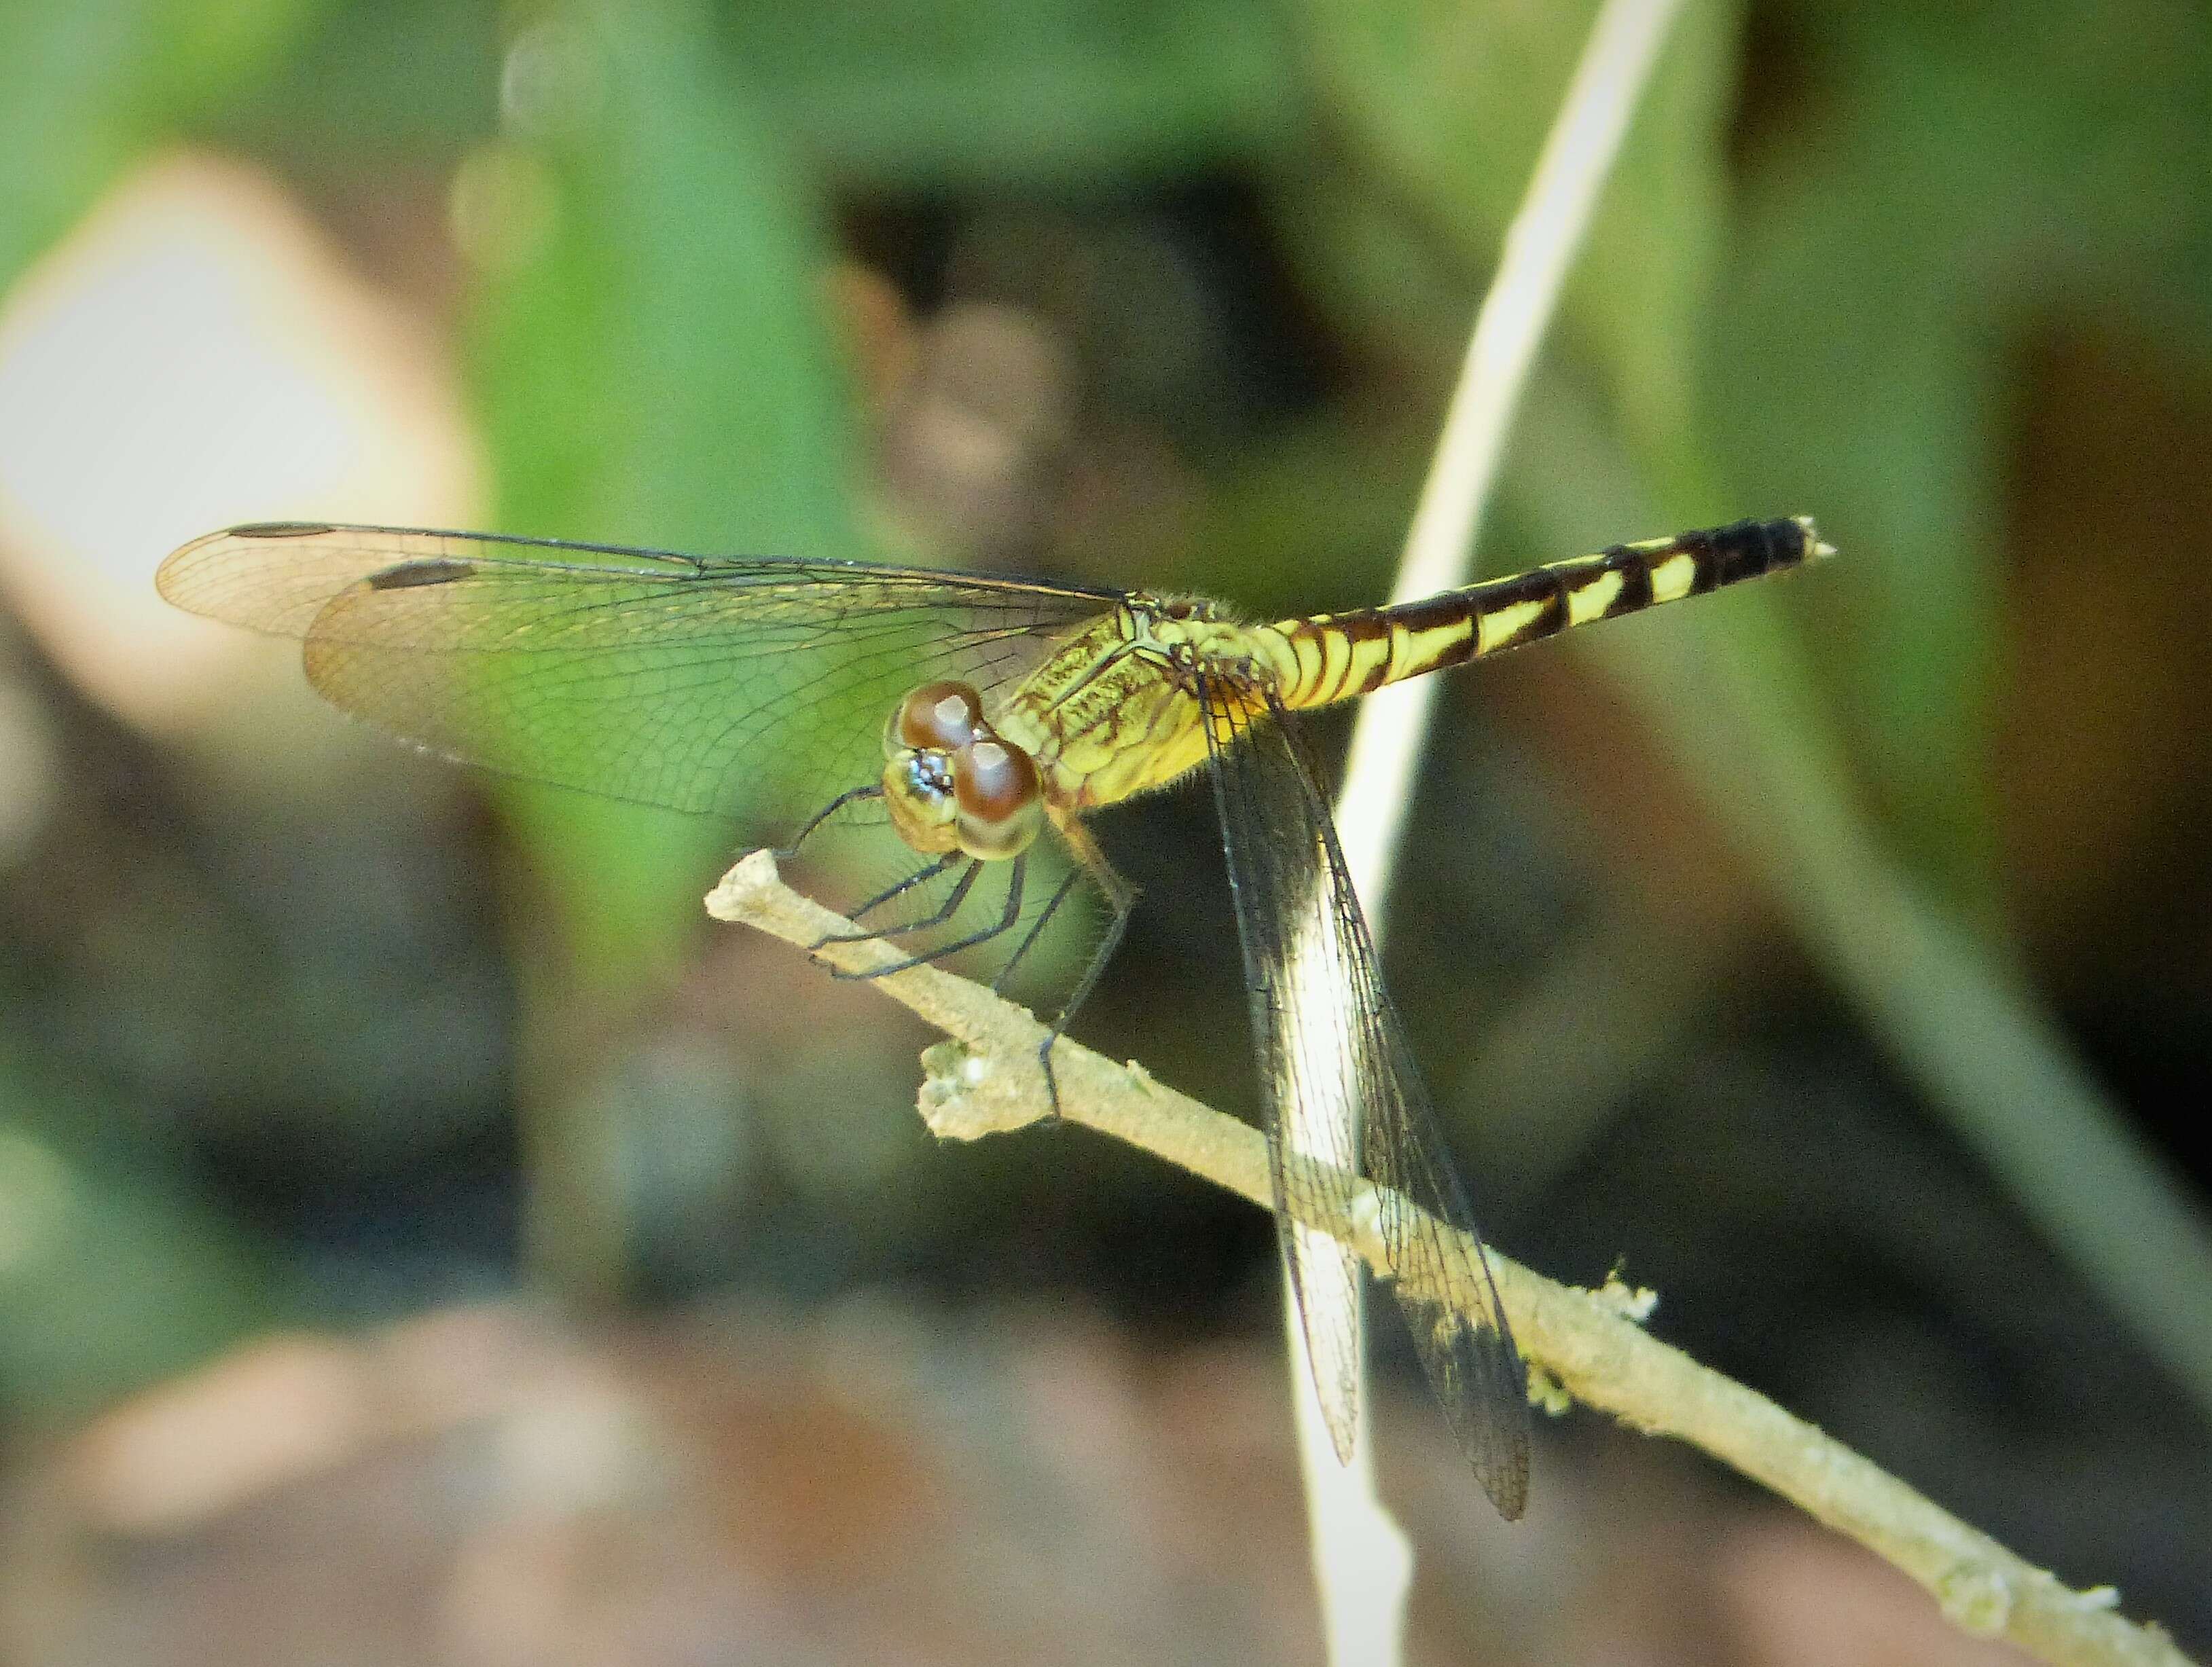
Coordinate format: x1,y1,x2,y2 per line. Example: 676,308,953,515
880,680,1045,861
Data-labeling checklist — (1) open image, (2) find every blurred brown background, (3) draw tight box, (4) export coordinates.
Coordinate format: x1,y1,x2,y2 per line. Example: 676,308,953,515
0,0,2207,1662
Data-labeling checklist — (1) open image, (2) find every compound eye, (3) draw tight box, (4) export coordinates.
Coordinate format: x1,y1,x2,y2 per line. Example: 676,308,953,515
954,737,1043,859
890,681,986,754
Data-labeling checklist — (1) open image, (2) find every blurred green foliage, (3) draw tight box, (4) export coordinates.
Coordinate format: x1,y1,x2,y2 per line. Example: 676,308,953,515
729,0,1299,185
1710,2,2212,904
0,1048,274,1411
0,0,321,282
473,1,870,980
2,0,2209,1470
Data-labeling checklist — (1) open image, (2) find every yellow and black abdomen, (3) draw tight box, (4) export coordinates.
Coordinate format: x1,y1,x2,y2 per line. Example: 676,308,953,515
1267,516,1828,711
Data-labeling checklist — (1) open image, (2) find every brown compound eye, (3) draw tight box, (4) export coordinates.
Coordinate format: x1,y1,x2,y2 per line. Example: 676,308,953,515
889,680,986,754
954,737,1043,859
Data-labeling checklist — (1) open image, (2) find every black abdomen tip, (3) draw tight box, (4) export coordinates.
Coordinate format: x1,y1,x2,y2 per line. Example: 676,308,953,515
1702,516,1821,587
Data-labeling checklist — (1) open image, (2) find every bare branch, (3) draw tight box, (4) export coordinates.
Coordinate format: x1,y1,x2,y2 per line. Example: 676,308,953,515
706,849,2197,1667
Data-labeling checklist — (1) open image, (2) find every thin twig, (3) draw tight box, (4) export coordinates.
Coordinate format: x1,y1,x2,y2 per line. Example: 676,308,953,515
705,849,2197,1667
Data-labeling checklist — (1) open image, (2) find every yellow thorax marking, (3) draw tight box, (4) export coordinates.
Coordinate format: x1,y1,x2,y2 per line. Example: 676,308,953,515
995,597,1285,811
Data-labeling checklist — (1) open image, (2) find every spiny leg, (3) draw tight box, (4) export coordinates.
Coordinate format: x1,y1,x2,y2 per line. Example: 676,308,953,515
1031,813,1137,1122
816,856,981,951
831,853,1028,981
774,782,884,860
990,864,1083,994
849,852,962,923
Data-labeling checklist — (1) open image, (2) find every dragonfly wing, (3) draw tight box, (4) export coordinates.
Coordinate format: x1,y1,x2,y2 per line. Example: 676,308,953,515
1199,680,1530,1518
160,524,1116,835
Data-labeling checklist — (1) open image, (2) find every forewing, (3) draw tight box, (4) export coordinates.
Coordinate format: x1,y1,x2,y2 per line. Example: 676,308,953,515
160,524,1115,835
1200,681,1530,1518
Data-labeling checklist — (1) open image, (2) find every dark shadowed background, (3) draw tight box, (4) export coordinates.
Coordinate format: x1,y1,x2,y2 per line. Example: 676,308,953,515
0,1,2207,1661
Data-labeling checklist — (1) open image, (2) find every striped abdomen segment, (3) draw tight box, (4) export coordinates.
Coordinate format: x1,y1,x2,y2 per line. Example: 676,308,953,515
1267,516,1828,711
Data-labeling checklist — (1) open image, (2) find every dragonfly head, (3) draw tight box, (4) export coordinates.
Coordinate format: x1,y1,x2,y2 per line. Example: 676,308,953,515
882,682,1044,862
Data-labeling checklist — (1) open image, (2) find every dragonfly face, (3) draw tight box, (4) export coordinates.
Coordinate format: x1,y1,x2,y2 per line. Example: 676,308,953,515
156,513,1828,1524
880,679,1044,860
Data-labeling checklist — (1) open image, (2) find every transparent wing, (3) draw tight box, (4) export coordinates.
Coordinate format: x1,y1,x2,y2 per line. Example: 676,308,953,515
160,524,1119,836
1200,680,1530,1518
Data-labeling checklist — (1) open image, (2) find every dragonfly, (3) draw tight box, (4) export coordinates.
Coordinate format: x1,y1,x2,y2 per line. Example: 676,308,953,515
158,512,1829,1519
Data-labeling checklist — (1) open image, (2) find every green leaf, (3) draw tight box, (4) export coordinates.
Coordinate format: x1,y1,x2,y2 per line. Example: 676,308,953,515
0,0,321,289
469,0,869,977
1703,0,2212,904
0,1063,274,1420
724,0,1299,189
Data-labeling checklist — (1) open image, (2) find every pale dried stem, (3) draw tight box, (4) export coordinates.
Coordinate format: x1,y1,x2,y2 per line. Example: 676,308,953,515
1311,1,1694,1654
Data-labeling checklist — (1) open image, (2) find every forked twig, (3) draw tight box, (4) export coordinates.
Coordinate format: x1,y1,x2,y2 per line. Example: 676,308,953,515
706,849,2196,1667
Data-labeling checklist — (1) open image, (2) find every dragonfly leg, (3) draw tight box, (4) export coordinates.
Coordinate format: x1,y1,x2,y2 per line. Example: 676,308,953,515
846,851,962,924
1032,815,1137,1123
775,782,884,860
833,853,1028,983
990,864,1083,994
816,856,980,953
